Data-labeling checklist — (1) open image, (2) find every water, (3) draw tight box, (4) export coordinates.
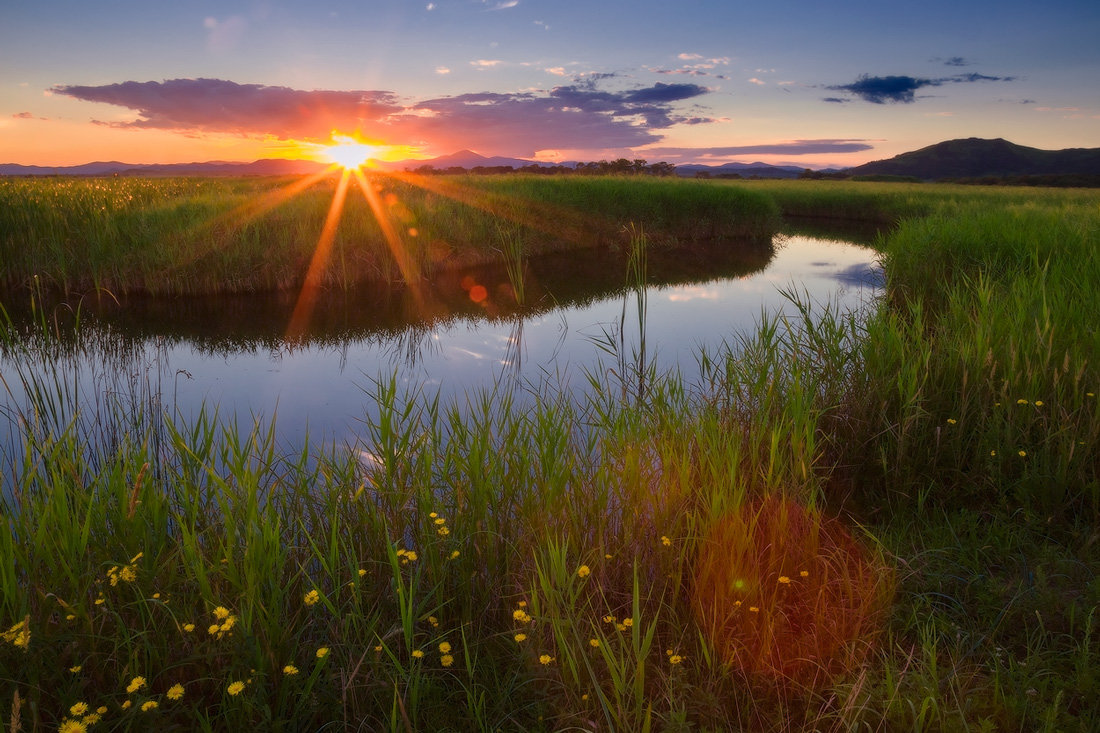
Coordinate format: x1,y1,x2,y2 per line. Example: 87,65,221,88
0,230,882,457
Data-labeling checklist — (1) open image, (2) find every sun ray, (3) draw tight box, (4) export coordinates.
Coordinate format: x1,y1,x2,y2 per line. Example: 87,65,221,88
286,168,353,339
352,168,426,307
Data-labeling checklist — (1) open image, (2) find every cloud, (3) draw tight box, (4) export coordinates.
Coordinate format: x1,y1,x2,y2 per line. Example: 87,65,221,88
204,15,248,53
435,66,451,75
12,111,35,119
53,77,712,156
826,72,1015,104
482,0,518,9
935,56,971,67
53,79,404,140
470,59,503,69
643,140,875,158
748,78,765,86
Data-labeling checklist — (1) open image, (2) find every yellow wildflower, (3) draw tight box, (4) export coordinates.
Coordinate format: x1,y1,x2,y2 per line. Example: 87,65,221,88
316,646,330,659
622,618,633,628
434,517,446,525
577,565,591,578
304,589,320,606
514,633,527,642
412,650,425,659
429,512,438,518
749,606,759,613
947,418,957,425
69,665,82,673
358,568,367,577
437,526,450,536
283,665,299,676
1034,400,1044,407
778,576,791,584
69,702,89,716
589,638,600,648
428,615,440,627
660,536,672,547
1018,450,1027,457
2,617,30,650
1017,399,1029,405
207,624,221,635
227,680,245,696
213,606,231,620
450,550,460,559
441,654,454,667
669,654,684,665
58,720,87,733
120,700,131,710
81,713,101,725
167,683,185,700
513,609,532,623
439,641,452,654
141,700,158,712
182,623,195,632
96,707,107,715
539,654,554,665
799,570,809,578
517,600,527,608
126,676,146,694
602,615,616,624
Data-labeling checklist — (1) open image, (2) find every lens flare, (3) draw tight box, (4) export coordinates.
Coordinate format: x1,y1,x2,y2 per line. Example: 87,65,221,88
324,135,382,170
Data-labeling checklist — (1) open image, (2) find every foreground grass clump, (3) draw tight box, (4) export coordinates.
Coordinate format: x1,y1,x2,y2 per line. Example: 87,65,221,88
3,180,1100,730
692,496,895,691
0,174,778,296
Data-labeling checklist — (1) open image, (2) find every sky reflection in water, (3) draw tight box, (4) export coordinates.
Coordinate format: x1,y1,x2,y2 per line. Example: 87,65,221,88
0,234,882,455
159,234,881,448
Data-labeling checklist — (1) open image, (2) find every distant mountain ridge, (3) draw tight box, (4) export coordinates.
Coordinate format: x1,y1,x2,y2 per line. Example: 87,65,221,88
4,138,1097,180
845,138,1100,180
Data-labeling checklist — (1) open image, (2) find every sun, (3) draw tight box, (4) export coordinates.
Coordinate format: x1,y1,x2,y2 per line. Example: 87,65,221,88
324,134,383,170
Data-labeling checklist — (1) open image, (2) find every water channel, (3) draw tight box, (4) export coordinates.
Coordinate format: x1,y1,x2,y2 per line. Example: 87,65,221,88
1,223,883,463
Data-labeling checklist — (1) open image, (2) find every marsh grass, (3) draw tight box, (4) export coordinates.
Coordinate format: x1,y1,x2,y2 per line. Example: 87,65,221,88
0,175,779,297
2,181,1100,730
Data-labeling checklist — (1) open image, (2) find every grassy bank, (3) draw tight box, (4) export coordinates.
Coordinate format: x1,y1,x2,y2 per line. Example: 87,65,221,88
0,175,778,296
2,181,1100,731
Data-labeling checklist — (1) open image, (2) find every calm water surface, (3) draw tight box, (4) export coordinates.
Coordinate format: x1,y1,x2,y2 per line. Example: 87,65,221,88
1,231,882,456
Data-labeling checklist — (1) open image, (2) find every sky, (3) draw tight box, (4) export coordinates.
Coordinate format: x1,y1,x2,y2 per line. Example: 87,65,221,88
1,0,1098,169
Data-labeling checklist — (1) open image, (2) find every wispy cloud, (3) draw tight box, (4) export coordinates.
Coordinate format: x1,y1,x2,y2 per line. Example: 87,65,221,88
643,139,875,159
12,111,35,119
470,59,504,69
482,0,518,9
826,72,1016,104
53,77,713,156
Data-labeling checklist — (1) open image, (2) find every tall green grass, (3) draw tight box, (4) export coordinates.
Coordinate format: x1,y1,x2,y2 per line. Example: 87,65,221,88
2,180,1100,730
0,175,779,296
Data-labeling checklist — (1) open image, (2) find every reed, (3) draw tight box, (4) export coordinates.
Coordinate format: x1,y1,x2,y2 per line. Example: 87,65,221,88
2,180,1100,730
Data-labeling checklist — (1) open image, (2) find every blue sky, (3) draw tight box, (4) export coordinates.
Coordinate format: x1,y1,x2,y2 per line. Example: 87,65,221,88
2,0,1097,167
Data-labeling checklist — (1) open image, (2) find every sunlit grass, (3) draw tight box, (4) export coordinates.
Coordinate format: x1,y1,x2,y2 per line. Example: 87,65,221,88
2,180,1100,729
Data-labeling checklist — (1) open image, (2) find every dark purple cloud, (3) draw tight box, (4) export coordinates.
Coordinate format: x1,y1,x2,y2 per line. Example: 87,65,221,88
52,77,712,155
53,79,402,139
643,139,875,158
826,72,1016,104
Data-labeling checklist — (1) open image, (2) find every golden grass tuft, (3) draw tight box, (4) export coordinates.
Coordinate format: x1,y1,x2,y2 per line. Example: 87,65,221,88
691,495,894,691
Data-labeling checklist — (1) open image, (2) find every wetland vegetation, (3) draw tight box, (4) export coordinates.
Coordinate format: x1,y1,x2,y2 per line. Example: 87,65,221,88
1,176,1099,731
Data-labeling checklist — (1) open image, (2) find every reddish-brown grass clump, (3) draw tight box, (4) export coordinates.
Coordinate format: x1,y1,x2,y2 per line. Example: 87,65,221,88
692,495,895,691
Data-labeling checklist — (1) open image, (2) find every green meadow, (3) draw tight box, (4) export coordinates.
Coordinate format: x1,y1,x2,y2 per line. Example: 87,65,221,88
2,176,1100,731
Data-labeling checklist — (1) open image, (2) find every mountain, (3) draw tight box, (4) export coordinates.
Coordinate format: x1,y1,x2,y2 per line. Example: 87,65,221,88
386,149,548,171
673,161,810,179
845,138,1100,180
0,159,328,177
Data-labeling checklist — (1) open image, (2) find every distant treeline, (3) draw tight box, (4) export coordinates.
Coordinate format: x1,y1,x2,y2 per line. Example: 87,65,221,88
407,158,678,176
